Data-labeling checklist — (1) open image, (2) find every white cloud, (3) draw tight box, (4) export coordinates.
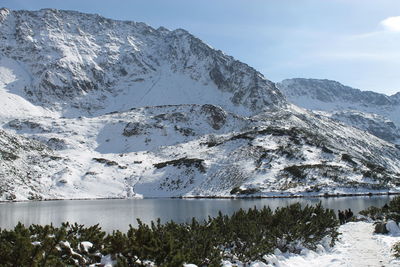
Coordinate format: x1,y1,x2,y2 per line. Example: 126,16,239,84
381,16,400,32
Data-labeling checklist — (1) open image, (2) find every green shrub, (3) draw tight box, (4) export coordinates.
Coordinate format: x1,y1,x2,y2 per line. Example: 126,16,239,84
283,165,305,179
359,206,385,220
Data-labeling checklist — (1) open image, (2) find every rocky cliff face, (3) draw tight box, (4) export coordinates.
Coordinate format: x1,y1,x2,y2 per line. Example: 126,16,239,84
1,9,400,200
278,78,400,144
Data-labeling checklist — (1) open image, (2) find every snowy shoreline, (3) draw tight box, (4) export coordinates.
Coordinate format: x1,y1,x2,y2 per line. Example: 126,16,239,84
1,191,399,203
180,191,400,199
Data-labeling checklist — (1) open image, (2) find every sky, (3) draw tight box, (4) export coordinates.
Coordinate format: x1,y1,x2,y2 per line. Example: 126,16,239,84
1,0,400,95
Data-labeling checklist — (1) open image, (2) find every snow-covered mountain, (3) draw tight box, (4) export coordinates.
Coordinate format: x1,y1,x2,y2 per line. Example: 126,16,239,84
0,8,284,119
1,9,400,200
278,78,400,144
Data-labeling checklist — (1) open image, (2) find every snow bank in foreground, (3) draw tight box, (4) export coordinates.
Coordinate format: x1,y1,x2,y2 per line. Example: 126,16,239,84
187,222,400,267
262,221,400,267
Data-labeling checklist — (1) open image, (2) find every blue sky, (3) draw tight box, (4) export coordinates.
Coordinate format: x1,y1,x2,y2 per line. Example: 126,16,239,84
2,0,400,95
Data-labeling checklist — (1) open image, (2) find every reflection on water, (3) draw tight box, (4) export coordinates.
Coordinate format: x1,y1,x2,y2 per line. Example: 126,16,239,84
0,196,394,232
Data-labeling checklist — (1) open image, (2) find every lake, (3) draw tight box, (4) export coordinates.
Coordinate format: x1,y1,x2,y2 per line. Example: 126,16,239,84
0,196,394,232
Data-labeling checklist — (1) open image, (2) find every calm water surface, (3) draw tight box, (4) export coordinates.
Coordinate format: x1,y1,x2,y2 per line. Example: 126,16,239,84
0,196,394,232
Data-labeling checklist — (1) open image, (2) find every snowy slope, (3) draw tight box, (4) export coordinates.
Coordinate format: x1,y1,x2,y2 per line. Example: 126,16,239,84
1,9,400,200
277,78,400,144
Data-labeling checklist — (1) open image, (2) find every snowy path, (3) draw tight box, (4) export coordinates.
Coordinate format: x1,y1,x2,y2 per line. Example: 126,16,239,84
336,222,389,266
270,221,400,267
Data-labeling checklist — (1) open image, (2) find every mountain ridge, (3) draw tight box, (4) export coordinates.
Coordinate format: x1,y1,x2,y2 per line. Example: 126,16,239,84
0,8,285,118
278,78,399,107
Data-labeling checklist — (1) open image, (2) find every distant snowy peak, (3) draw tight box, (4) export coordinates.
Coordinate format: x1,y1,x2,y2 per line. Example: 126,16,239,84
277,78,400,144
0,8,285,117
278,78,398,107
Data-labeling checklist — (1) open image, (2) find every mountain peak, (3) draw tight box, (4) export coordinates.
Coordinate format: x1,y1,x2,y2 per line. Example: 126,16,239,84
0,8,286,117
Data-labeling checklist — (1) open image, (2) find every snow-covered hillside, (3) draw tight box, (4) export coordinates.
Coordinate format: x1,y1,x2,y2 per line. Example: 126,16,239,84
1,9,400,200
2,103,400,200
277,78,400,144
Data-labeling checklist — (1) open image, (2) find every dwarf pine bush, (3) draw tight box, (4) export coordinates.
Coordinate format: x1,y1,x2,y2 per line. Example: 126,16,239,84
393,242,400,258
360,196,400,222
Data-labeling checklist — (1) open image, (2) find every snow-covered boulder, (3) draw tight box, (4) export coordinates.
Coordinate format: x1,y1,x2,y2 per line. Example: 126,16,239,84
386,220,400,235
